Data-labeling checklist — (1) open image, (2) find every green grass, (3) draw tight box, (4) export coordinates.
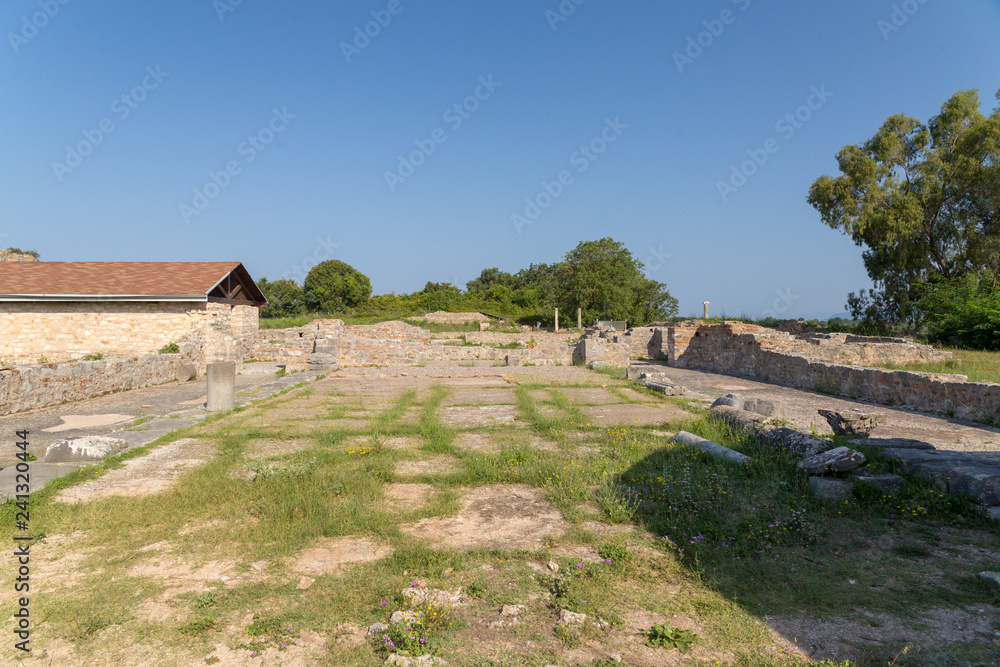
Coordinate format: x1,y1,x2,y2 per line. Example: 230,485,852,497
2,367,998,666
259,314,487,332
880,347,1000,384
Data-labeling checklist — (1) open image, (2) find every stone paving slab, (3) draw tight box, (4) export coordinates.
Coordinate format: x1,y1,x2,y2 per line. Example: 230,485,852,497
0,368,322,501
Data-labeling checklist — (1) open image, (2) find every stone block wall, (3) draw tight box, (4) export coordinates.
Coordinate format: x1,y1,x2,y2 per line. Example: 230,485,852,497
0,353,186,417
0,301,260,367
572,339,631,366
662,322,1000,424
255,320,577,369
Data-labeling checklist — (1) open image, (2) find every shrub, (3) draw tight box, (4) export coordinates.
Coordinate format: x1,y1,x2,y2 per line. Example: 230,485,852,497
158,342,180,354
914,275,1000,350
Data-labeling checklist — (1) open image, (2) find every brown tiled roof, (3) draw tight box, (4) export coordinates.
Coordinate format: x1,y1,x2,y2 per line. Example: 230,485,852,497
0,262,264,304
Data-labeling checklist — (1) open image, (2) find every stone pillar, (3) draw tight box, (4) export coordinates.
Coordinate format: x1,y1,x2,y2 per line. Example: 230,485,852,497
703,301,710,319
554,308,559,332
577,308,582,329
206,361,236,412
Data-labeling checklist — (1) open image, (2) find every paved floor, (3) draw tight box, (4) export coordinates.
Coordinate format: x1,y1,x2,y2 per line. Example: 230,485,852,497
0,363,322,499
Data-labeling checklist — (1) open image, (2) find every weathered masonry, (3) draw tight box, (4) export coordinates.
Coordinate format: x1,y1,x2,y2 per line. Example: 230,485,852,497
0,261,267,365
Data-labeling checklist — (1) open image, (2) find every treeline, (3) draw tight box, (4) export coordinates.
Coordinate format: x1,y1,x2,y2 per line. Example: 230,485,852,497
257,238,679,327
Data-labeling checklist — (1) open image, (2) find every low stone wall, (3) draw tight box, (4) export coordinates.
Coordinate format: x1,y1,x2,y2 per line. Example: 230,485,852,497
256,320,577,369
463,331,576,345
664,322,1000,424
0,354,185,416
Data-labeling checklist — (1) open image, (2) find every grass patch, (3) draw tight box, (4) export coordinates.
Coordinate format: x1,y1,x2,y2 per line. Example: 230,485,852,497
877,347,1000,384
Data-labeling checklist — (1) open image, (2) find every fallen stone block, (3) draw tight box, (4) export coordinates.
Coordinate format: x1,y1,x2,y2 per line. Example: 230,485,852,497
809,476,854,501
798,447,866,475
45,436,128,463
978,571,1000,588
626,365,665,381
673,431,750,465
743,398,782,417
759,427,832,459
644,381,687,396
818,409,885,438
711,393,745,410
175,364,197,382
853,437,935,451
709,405,769,431
947,466,1000,507
850,470,904,494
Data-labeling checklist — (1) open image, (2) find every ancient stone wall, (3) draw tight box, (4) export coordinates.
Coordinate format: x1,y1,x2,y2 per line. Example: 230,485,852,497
0,353,185,417
255,320,577,369
463,331,575,345
663,322,1000,424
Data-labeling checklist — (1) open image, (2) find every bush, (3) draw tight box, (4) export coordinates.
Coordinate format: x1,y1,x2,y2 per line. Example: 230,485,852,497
914,275,1000,350
158,342,180,354
257,277,305,319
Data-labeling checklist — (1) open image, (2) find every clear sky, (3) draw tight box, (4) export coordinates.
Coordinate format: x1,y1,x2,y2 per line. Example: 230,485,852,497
2,0,999,319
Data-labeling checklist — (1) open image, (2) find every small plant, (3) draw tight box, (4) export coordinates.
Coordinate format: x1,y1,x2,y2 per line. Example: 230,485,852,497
24,452,37,462
179,616,216,636
553,624,582,648
193,590,217,609
159,342,181,354
37,356,48,364
466,581,487,599
276,367,287,378
597,542,635,567
82,353,104,361
644,623,698,653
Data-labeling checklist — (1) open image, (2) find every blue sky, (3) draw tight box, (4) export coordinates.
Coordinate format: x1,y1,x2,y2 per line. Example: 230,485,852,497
2,0,998,318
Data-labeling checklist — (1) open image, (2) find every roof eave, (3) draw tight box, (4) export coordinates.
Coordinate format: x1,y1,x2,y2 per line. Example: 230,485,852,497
0,295,210,302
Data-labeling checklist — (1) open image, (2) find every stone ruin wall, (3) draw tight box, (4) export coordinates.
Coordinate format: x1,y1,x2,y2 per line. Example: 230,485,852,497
656,322,1000,424
0,302,259,417
254,320,616,369
0,354,187,417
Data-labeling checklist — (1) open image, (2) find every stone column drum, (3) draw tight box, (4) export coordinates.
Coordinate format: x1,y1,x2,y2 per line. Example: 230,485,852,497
206,361,236,412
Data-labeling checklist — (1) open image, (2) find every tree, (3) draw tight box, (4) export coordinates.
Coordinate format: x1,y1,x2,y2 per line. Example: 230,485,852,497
466,268,515,294
256,277,304,319
416,282,462,312
303,260,372,312
808,89,1000,326
556,238,678,325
